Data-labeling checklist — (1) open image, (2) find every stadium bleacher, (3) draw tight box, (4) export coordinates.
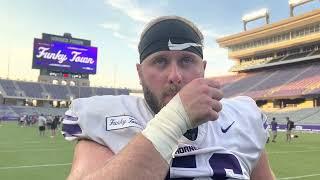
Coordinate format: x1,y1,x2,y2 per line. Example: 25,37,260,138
95,87,116,96
282,51,311,61
0,105,18,118
309,86,320,95
0,79,20,96
232,48,320,71
69,86,80,99
213,74,246,87
43,84,69,100
213,58,320,132
266,107,320,125
79,86,94,98
221,71,274,97
10,106,39,116
1,105,67,117
262,56,280,64
310,49,320,56
16,81,44,99
0,79,131,119
0,79,130,100
219,62,320,99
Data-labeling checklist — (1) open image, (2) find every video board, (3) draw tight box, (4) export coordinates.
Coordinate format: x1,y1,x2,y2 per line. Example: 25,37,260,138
32,38,98,74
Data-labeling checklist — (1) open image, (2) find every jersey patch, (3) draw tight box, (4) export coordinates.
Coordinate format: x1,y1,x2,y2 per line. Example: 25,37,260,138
106,115,142,131
183,127,198,141
63,115,78,121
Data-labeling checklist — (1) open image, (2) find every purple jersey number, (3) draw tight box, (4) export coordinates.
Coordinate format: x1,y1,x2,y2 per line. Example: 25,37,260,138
167,153,243,180
209,153,243,179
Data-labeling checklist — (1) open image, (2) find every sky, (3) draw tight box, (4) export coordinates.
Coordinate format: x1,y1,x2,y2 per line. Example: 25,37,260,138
1,0,319,89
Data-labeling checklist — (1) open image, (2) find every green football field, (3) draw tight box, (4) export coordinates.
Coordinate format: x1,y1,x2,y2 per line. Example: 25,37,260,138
0,122,319,180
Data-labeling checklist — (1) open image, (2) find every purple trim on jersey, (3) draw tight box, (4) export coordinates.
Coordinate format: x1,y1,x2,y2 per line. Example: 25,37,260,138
62,123,82,135
172,155,196,168
263,121,268,129
63,115,78,121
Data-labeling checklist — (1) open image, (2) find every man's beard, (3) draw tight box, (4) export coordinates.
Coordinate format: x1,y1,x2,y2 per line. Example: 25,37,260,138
142,83,181,114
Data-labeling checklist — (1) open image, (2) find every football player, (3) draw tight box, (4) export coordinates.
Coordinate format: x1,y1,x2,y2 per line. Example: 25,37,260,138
62,16,275,180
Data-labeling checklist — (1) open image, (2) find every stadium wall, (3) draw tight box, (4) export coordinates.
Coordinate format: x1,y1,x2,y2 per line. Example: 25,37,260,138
274,124,320,133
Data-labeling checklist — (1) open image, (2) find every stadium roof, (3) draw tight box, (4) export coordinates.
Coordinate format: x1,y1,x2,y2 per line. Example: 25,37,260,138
216,8,320,47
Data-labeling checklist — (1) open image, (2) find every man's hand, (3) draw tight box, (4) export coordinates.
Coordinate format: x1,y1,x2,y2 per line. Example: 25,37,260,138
179,78,223,127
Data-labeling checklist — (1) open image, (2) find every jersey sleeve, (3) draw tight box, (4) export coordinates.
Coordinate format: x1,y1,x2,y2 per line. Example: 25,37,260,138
224,96,269,175
61,102,87,141
236,96,269,147
61,96,147,153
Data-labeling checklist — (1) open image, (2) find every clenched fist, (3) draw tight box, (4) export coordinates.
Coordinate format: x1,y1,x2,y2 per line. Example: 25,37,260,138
178,78,223,127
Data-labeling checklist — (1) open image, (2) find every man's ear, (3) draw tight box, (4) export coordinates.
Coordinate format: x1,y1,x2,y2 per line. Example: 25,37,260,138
136,63,142,85
203,60,207,71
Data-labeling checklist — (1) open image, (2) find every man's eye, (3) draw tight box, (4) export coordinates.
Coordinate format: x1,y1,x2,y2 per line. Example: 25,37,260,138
181,57,193,64
154,58,167,65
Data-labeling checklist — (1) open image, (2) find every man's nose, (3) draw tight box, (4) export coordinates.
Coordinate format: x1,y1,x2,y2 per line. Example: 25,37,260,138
168,63,182,84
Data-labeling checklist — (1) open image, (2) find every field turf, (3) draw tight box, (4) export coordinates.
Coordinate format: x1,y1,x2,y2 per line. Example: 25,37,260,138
0,122,319,179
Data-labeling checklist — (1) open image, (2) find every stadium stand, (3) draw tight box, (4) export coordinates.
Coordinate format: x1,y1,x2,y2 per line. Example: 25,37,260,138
215,74,246,85
79,86,94,98
94,87,116,96
0,78,131,119
216,8,320,132
0,105,18,118
0,79,20,96
16,81,44,99
266,107,320,125
283,51,311,61
312,49,320,55
69,86,80,99
43,84,69,100
221,71,275,97
266,56,285,64
10,106,39,116
231,46,320,72
0,105,67,117
0,79,130,100
218,62,320,99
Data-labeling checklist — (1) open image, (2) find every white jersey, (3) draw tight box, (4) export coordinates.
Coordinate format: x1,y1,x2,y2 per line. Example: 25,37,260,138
38,116,46,127
62,95,268,180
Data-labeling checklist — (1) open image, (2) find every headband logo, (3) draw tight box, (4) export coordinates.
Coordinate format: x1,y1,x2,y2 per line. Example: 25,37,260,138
168,39,202,51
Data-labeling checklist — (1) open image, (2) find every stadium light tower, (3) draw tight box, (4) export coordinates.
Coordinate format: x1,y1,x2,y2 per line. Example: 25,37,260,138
289,0,317,16
63,32,72,38
242,8,270,31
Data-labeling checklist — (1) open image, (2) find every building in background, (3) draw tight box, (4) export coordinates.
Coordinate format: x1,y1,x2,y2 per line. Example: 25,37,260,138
216,6,320,132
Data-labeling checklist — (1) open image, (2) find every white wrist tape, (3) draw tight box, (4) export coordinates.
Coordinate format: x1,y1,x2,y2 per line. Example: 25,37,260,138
142,94,191,164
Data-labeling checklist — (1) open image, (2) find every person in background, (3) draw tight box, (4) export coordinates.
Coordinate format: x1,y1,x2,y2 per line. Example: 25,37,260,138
286,117,294,142
19,114,26,127
38,114,47,136
271,117,278,142
50,116,59,137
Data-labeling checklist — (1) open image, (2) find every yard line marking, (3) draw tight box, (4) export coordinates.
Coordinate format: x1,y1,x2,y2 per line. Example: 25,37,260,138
0,141,69,146
0,142,72,149
277,145,315,148
0,163,71,170
0,148,71,153
278,173,320,179
0,141,40,145
268,149,320,154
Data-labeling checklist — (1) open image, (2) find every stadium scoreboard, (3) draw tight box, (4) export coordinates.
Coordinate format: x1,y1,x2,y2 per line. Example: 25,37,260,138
33,33,97,86
32,33,98,74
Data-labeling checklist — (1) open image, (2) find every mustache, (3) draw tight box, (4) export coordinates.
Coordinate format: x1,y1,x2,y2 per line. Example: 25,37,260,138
161,84,181,98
